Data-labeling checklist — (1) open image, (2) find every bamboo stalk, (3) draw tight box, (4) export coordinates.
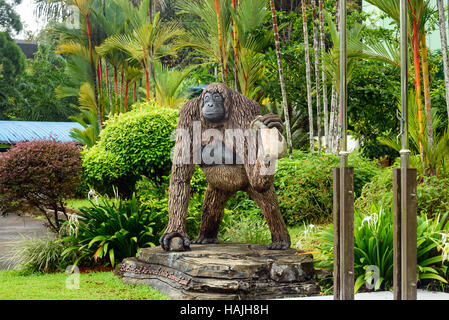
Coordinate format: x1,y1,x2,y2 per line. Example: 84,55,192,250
421,34,434,159
270,0,293,157
438,0,449,124
302,0,314,152
214,0,226,84
232,0,239,91
312,0,322,152
319,0,329,150
409,2,425,163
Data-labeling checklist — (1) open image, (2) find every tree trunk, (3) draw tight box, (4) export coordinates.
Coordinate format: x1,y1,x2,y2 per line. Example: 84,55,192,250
302,0,314,152
124,81,129,112
410,5,425,163
86,13,101,130
270,0,293,157
144,64,151,100
105,60,113,117
232,0,240,92
312,0,322,152
319,0,329,151
114,65,118,115
438,0,449,125
421,33,434,158
214,0,226,84
328,0,340,154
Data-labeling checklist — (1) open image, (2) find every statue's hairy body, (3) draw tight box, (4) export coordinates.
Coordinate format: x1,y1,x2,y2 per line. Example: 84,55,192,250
160,83,291,251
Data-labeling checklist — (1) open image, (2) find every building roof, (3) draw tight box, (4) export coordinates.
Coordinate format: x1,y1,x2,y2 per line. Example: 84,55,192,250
14,39,38,59
0,121,84,145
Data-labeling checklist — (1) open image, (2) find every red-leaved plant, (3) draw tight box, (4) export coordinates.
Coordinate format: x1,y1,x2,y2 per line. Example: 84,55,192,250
0,139,82,232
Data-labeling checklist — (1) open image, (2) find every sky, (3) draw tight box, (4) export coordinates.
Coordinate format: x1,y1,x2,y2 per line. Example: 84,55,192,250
15,0,46,39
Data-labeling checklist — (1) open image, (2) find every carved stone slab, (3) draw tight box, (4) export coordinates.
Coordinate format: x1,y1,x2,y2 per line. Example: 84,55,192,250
116,243,320,300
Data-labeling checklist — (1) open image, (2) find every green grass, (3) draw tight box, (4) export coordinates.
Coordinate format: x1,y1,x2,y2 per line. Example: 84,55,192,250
0,270,170,300
288,223,329,265
65,199,92,210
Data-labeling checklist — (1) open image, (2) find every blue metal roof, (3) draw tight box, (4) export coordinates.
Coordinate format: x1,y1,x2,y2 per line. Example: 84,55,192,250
0,121,84,145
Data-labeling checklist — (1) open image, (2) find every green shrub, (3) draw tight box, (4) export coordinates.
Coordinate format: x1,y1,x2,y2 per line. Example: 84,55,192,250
62,195,162,267
135,166,208,201
140,193,204,241
0,139,82,231
218,209,271,245
318,203,449,293
274,150,380,225
356,170,449,218
4,236,78,274
82,103,178,197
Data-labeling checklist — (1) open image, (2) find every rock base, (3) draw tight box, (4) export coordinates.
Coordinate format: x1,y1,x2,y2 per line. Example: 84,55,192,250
116,243,320,300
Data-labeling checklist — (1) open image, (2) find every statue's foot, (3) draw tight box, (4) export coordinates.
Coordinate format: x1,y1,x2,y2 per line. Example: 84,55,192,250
160,232,191,251
191,236,219,244
267,241,290,250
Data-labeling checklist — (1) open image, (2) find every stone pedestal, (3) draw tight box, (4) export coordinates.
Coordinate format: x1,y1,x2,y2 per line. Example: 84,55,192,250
116,243,320,300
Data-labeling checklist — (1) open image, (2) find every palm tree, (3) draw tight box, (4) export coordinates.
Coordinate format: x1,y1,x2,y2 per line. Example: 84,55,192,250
312,0,322,152
97,0,183,101
421,33,434,154
177,0,232,85
269,0,293,157
151,62,197,108
437,0,449,124
365,0,434,163
302,0,314,152
319,0,329,150
379,92,449,177
215,0,227,83
69,81,100,146
178,0,271,99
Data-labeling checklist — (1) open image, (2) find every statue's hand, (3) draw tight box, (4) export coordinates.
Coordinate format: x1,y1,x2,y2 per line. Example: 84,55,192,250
251,114,284,133
160,232,191,252
251,114,287,160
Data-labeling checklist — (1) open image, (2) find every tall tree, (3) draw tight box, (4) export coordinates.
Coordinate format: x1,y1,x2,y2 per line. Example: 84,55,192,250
269,0,293,157
270,0,293,157
437,0,449,124
319,0,329,150
302,0,314,152
0,0,23,34
214,0,226,83
365,0,433,164
421,33,434,156
312,0,322,152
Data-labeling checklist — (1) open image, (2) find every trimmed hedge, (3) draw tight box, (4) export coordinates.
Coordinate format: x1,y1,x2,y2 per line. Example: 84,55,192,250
82,103,178,197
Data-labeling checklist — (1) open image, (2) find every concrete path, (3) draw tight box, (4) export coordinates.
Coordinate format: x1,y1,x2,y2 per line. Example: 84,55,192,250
0,213,49,270
284,289,449,300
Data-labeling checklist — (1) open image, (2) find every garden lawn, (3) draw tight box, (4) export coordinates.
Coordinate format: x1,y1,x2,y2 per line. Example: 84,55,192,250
65,198,93,210
0,270,169,300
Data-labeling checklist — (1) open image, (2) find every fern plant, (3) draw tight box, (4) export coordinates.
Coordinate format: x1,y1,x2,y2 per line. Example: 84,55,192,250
61,193,161,267
318,202,449,293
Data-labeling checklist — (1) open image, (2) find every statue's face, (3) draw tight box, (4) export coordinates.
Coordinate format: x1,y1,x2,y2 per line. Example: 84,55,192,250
202,91,225,123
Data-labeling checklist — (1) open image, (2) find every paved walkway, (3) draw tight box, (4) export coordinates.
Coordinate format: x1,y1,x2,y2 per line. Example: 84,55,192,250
284,289,449,300
0,213,49,270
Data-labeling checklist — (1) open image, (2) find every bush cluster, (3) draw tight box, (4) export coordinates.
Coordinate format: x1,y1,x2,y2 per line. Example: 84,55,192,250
0,139,82,231
82,103,178,198
355,169,449,218
274,150,380,225
61,195,166,267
